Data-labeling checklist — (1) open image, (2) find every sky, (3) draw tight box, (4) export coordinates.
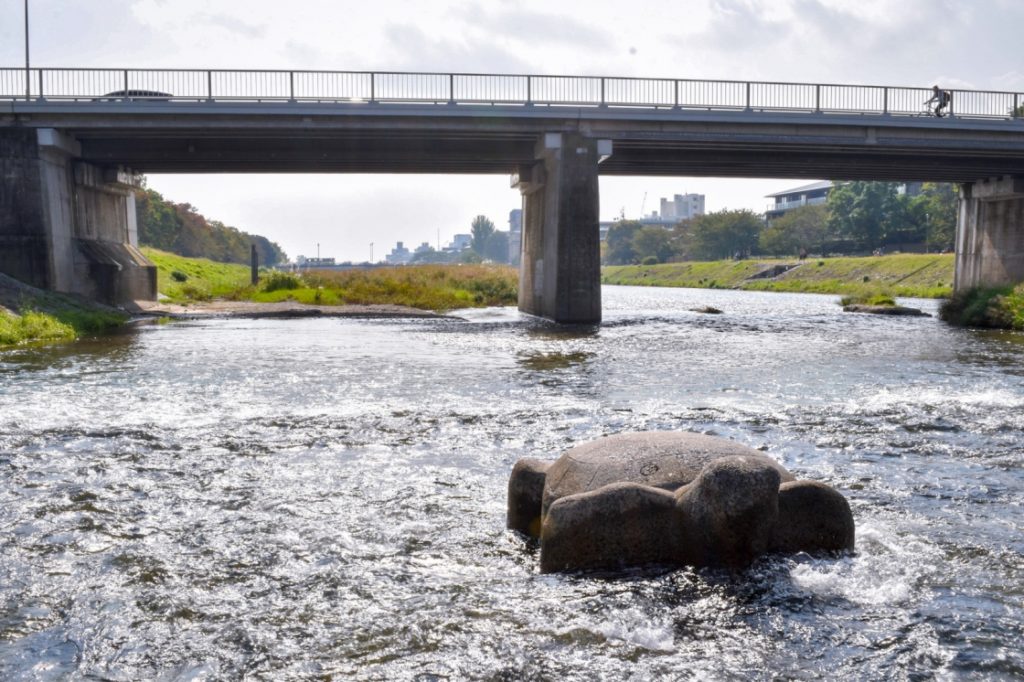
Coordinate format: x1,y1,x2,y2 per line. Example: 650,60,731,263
2,0,1022,261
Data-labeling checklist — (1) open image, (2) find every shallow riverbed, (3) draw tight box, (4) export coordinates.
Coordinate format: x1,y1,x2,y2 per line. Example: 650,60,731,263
0,286,1021,680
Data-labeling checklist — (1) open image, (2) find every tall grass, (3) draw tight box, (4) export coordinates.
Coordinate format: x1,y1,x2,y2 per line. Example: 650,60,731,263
0,310,76,346
940,284,1024,329
144,248,519,311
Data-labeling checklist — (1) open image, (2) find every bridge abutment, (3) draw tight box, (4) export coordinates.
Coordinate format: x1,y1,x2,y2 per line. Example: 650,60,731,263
0,128,155,305
515,133,604,324
955,177,1024,291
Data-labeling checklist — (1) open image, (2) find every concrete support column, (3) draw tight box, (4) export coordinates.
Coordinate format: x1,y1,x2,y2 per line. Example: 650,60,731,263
954,176,1024,291
515,133,607,324
0,127,156,304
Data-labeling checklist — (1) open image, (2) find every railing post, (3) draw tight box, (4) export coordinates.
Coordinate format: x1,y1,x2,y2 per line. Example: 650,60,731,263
814,84,820,113
526,75,532,106
370,72,375,103
949,90,955,118
207,70,213,101
123,69,129,100
674,79,679,108
37,69,43,100
1015,93,1020,118
449,73,455,104
745,82,751,111
289,71,295,101
600,77,605,106
883,87,888,115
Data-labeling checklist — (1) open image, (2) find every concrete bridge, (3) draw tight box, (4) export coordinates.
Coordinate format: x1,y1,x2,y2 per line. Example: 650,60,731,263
2,68,1024,323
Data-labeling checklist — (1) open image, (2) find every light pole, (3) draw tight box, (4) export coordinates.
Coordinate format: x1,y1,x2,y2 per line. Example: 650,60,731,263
24,0,30,101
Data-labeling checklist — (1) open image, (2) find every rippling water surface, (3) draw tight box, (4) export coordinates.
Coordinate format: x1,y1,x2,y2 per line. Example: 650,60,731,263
1,286,1022,680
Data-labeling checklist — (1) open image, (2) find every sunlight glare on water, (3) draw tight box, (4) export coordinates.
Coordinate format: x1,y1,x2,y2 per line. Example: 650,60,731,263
0,285,1022,680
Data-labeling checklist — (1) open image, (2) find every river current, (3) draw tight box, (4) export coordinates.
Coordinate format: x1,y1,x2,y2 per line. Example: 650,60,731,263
0,286,1021,680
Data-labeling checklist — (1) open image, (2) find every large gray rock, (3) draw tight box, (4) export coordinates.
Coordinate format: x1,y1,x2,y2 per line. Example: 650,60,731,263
507,431,855,573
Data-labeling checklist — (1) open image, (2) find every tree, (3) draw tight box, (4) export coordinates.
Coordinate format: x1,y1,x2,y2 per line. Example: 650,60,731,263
690,209,764,260
826,181,908,251
632,226,677,264
604,220,642,265
759,204,830,256
470,215,496,255
913,183,958,251
484,231,510,263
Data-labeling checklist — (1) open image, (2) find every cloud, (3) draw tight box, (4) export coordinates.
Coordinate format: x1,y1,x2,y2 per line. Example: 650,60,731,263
454,2,613,49
381,23,534,73
196,14,267,40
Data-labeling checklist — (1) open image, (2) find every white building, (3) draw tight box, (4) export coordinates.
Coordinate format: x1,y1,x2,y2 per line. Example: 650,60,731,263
385,241,412,264
508,208,522,266
659,193,706,220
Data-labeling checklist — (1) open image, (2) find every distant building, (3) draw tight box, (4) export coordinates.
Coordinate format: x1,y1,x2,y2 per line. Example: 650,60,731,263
450,234,472,251
508,208,522,266
765,181,833,221
296,255,336,267
385,241,412,264
414,242,432,256
765,180,923,222
659,193,706,220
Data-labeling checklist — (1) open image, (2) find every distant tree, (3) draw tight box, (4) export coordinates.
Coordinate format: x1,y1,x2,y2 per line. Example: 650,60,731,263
826,181,905,251
134,187,287,265
484,231,510,263
632,226,677,264
470,215,496,255
690,209,764,260
759,204,830,256
913,183,958,252
604,220,642,265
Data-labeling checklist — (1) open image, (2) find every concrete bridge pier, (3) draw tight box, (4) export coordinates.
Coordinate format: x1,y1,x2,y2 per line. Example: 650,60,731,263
0,128,155,305
514,133,609,324
955,177,1024,291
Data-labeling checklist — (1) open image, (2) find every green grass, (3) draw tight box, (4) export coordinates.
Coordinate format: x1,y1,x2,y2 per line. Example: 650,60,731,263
0,310,76,346
940,284,1024,329
603,254,954,299
143,249,519,312
839,293,897,307
143,247,253,302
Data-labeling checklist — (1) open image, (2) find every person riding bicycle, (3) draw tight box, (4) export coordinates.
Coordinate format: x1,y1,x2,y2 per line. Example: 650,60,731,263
925,85,951,117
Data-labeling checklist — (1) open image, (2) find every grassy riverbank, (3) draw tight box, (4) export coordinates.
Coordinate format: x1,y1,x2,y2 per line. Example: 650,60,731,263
0,273,128,347
940,284,1024,329
144,248,519,311
602,253,955,299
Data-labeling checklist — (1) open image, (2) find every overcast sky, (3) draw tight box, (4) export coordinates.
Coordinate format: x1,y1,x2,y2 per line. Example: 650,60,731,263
2,0,1022,261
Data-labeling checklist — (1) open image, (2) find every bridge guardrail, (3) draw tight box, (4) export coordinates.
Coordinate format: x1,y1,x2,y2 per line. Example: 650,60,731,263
1,68,1021,120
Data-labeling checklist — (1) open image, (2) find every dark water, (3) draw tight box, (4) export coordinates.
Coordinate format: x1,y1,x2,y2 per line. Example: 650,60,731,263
0,286,1022,680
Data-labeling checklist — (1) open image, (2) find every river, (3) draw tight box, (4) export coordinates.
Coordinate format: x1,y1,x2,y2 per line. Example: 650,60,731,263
0,286,1022,680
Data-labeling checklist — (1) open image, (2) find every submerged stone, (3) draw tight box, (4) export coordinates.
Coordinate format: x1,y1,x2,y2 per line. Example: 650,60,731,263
507,431,854,574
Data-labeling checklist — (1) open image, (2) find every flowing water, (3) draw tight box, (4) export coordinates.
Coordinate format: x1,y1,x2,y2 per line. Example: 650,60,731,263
0,286,1022,681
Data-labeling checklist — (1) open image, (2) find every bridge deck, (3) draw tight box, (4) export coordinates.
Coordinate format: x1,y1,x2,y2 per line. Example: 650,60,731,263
3,69,1023,181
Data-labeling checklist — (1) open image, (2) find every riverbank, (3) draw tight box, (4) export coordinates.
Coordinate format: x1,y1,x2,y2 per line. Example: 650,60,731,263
0,273,127,347
143,248,518,311
602,253,954,299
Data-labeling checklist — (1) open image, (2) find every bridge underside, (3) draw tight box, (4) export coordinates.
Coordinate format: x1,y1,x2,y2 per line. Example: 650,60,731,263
3,102,1024,321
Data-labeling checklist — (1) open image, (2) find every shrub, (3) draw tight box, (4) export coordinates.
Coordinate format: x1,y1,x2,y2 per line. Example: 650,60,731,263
171,270,188,282
641,256,659,266
261,270,303,292
840,293,896,307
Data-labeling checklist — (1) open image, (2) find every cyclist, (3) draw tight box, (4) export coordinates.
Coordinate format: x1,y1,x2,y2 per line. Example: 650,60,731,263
925,85,951,117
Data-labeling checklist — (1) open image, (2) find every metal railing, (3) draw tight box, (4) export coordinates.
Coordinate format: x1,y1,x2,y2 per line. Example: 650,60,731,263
1,68,1022,120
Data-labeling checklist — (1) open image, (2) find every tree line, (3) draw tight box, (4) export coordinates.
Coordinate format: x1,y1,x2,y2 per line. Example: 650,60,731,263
135,188,287,266
604,182,957,265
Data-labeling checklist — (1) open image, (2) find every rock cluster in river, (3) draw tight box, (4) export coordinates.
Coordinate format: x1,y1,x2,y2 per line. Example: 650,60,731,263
508,431,854,573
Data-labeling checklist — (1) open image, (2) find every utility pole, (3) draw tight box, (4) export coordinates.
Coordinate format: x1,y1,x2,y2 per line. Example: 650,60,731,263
369,242,374,263
24,0,30,101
